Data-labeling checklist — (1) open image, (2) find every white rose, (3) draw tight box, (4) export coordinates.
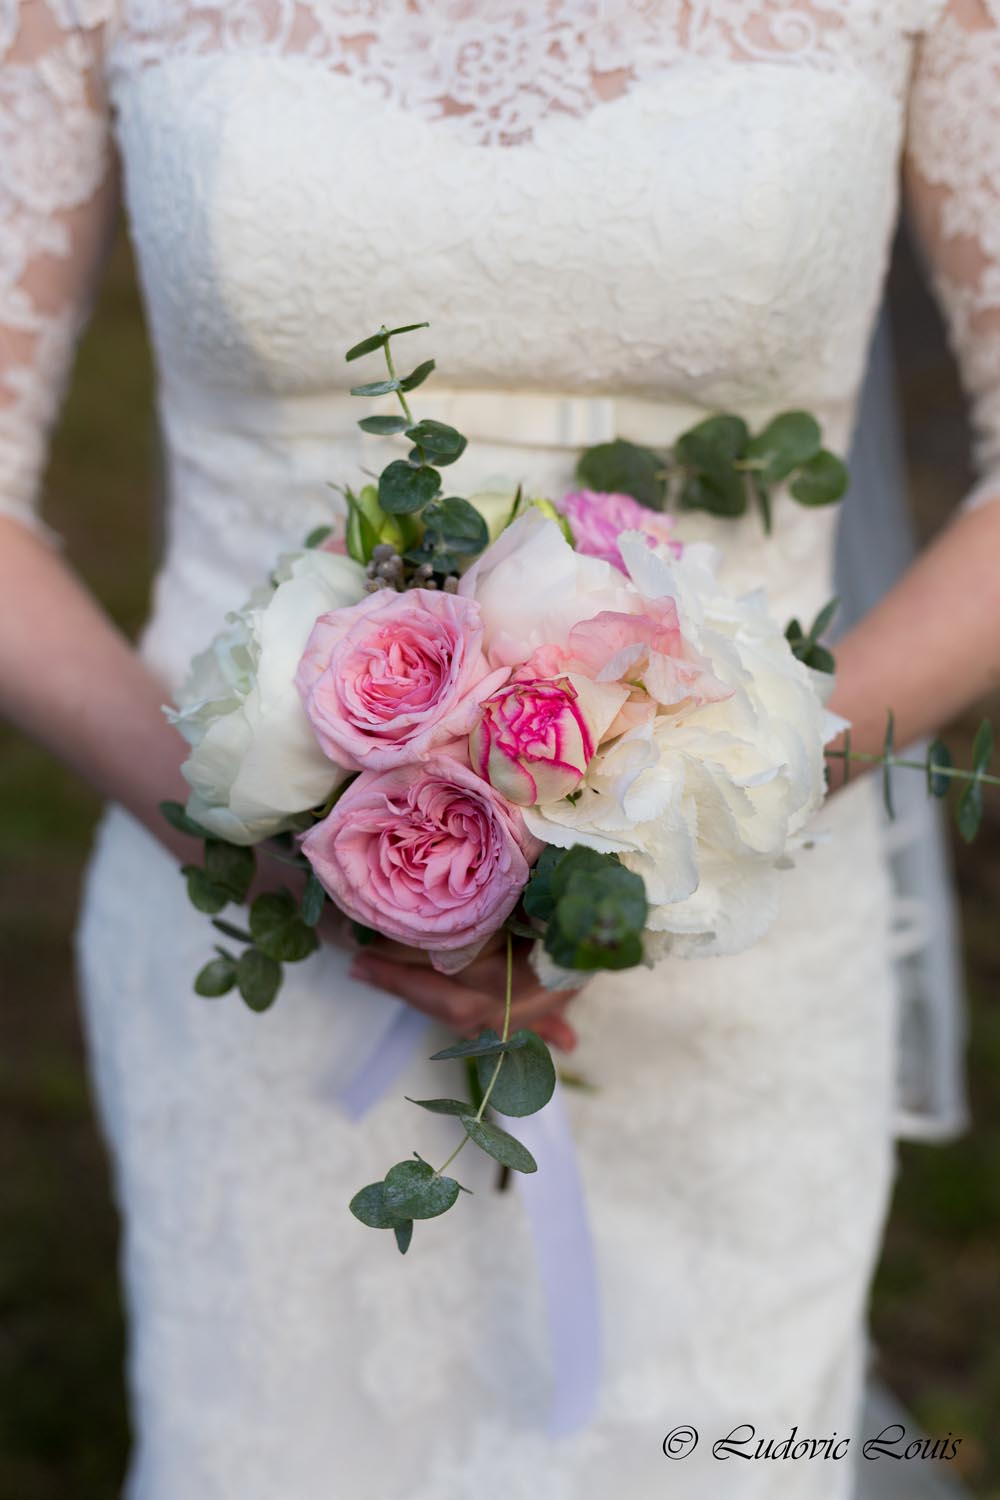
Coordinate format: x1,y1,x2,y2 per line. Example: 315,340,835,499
167,548,366,844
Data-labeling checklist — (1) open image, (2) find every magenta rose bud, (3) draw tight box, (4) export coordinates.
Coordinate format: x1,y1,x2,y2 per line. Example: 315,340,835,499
469,676,600,806
300,754,540,974
557,489,681,573
295,588,508,770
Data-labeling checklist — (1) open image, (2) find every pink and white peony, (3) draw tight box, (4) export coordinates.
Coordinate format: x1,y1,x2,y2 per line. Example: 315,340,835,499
524,532,840,959
557,488,682,571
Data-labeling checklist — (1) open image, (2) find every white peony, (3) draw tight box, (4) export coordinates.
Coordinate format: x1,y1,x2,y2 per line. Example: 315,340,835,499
524,532,841,958
167,548,366,844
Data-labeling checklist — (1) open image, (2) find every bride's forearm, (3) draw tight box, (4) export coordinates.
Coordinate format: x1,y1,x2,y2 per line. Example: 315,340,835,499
825,497,1000,786
0,515,195,859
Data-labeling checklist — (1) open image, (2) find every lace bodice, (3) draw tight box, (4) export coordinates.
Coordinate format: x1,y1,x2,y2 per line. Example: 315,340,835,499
2,0,1000,557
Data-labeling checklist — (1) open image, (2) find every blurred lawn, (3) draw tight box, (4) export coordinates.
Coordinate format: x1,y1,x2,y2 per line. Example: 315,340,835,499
0,227,998,1498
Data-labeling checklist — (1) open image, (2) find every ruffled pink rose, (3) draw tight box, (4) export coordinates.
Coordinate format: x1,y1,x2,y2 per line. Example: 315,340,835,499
295,588,508,770
558,489,682,572
301,754,539,974
469,672,626,806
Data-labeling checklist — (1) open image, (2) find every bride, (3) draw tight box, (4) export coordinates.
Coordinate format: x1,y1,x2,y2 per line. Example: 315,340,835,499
2,2,999,1496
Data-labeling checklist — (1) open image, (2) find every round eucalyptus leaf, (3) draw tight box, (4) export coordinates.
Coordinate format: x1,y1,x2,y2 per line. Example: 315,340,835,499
358,414,410,435
788,449,848,506
747,411,821,481
349,377,401,397
383,1160,461,1220
300,873,326,927
926,740,953,799
399,358,436,392
394,1221,414,1254
405,420,467,465
250,890,319,962
182,865,229,915
194,956,237,998
204,839,255,902
349,1181,403,1229
460,1116,537,1173
235,947,282,1012
378,460,441,515
429,1029,505,1062
476,1030,556,1117
405,1097,471,1116
575,438,665,509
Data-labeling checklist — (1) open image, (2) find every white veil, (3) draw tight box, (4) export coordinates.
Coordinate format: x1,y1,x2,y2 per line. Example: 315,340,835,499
835,309,969,1142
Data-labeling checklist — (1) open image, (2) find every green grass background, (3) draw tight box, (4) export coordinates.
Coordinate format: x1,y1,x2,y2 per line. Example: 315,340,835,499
1,229,998,1497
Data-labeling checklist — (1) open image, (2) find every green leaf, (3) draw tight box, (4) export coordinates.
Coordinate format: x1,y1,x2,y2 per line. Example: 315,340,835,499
522,845,565,923
349,1181,404,1229
385,321,431,340
204,839,255,903
345,331,388,362
194,956,236,998
957,778,984,843
543,848,647,972
378,460,441,515
675,414,749,517
160,800,213,840
211,916,253,943
926,740,953,798
972,718,993,775
747,411,821,482
383,1160,460,1220
804,643,835,674
250,890,319,963
300,873,326,927
405,420,468,467
394,1221,413,1254
429,1028,506,1062
460,1116,537,1173
789,449,849,507
475,1029,555,1117
810,596,840,641
357,414,410,435
182,865,229,915
406,1097,472,1116
883,710,896,822
417,495,489,559
304,524,333,549
399,358,436,392
344,492,380,566
349,377,401,397
575,438,665,510
679,473,746,518
235,947,282,1012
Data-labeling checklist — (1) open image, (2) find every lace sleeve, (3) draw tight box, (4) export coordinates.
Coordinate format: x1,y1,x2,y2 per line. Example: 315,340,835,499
0,0,117,536
905,0,1000,512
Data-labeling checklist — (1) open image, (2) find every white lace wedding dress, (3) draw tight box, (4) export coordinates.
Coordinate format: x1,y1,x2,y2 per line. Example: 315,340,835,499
4,3,1000,1496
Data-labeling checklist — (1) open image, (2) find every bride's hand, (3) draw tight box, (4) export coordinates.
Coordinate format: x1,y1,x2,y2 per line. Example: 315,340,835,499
344,934,580,1053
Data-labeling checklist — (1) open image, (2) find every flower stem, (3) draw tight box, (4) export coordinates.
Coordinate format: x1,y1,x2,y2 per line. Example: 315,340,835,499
382,328,414,427
432,930,514,1180
824,748,1000,789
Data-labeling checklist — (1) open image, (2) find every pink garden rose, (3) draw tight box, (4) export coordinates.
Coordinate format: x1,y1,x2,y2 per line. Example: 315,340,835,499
469,672,627,806
300,753,539,974
558,489,682,573
295,588,508,770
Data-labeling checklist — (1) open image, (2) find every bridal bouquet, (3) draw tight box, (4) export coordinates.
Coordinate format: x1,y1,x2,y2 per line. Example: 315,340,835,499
163,322,994,1250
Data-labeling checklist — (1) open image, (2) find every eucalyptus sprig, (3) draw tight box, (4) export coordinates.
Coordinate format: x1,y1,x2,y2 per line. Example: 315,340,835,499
576,410,848,533
349,932,557,1253
160,801,328,1011
343,323,487,581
